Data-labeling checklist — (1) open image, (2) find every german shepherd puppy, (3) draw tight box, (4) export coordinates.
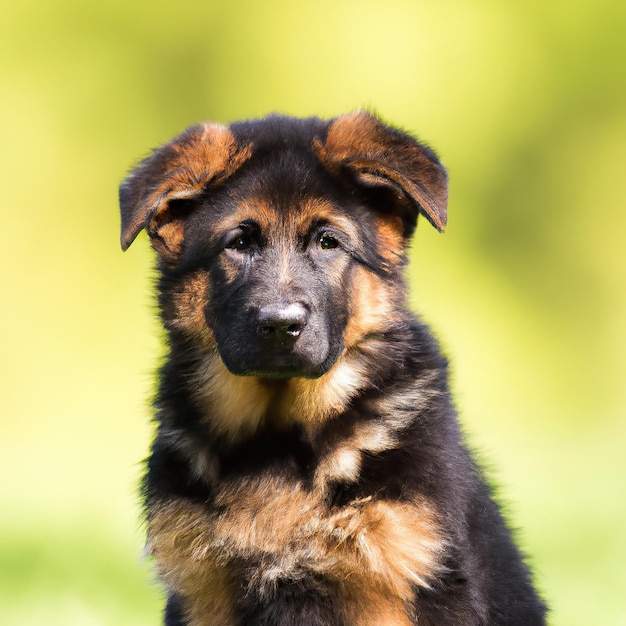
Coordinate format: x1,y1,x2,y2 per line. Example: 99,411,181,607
120,111,546,625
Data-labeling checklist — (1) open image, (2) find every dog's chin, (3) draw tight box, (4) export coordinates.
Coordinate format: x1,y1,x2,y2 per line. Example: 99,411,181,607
221,357,333,380
218,348,338,380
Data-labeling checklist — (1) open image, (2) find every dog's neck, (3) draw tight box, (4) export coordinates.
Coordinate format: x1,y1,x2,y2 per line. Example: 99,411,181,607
189,348,370,444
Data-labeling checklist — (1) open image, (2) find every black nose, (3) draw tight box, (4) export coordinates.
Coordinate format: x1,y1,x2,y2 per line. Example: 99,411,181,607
255,303,308,345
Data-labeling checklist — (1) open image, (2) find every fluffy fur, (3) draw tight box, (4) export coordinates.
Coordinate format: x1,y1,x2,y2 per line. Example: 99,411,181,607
120,111,546,625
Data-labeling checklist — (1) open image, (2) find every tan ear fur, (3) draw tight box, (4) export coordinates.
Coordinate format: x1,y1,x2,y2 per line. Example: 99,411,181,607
119,123,252,257
314,111,448,233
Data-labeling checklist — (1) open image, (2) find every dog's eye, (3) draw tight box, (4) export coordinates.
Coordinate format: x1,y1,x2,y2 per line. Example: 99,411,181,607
318,234,339,250
225,221,261,253
227,233,252,252
231,236,249,250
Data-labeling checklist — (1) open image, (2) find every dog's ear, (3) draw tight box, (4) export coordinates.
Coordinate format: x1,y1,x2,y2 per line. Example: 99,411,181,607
119,123,252,260
314,111,447,236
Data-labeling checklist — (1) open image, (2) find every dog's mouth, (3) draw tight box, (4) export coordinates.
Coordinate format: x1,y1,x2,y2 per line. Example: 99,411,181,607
214,321,340,380
217,340,335,380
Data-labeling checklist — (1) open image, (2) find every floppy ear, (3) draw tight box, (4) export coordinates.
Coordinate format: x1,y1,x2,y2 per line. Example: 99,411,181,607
314,111,448,236
119,123,252,259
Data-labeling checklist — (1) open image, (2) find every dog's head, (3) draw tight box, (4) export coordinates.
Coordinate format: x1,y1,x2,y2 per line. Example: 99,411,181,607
120,112,447,380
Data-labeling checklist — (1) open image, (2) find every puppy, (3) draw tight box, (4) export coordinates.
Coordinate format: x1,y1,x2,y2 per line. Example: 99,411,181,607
120,111,547,625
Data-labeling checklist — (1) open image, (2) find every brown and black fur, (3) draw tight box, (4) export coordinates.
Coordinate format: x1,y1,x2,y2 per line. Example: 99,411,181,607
120,111,546,625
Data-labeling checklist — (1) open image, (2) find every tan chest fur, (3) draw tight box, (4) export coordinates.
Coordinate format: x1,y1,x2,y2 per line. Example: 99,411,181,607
147,471,445,625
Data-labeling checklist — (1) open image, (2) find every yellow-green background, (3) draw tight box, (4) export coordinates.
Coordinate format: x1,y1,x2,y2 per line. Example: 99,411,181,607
1,1,624,624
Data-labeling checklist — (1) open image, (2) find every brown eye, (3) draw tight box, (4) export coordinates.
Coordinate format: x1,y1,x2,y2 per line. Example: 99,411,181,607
225,221,261,253
318,234,339,250
229,235,250,251
226,229,254,252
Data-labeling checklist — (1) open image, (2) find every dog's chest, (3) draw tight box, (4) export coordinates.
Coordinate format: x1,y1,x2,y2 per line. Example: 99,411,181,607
147,434,444,625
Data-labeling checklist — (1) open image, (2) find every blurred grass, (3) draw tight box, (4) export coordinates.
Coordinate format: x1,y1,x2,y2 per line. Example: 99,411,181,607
1,0,625,624
0,521,161,625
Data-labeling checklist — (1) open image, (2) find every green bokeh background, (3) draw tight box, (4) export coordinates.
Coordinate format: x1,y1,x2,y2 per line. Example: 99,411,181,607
1,1,624,624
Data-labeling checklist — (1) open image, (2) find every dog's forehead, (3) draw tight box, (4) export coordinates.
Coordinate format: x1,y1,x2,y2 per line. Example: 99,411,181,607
209,129,359,236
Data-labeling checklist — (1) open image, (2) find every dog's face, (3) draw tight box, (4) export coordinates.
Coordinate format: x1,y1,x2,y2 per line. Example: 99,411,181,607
194,169,361,379
120,112,447,380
